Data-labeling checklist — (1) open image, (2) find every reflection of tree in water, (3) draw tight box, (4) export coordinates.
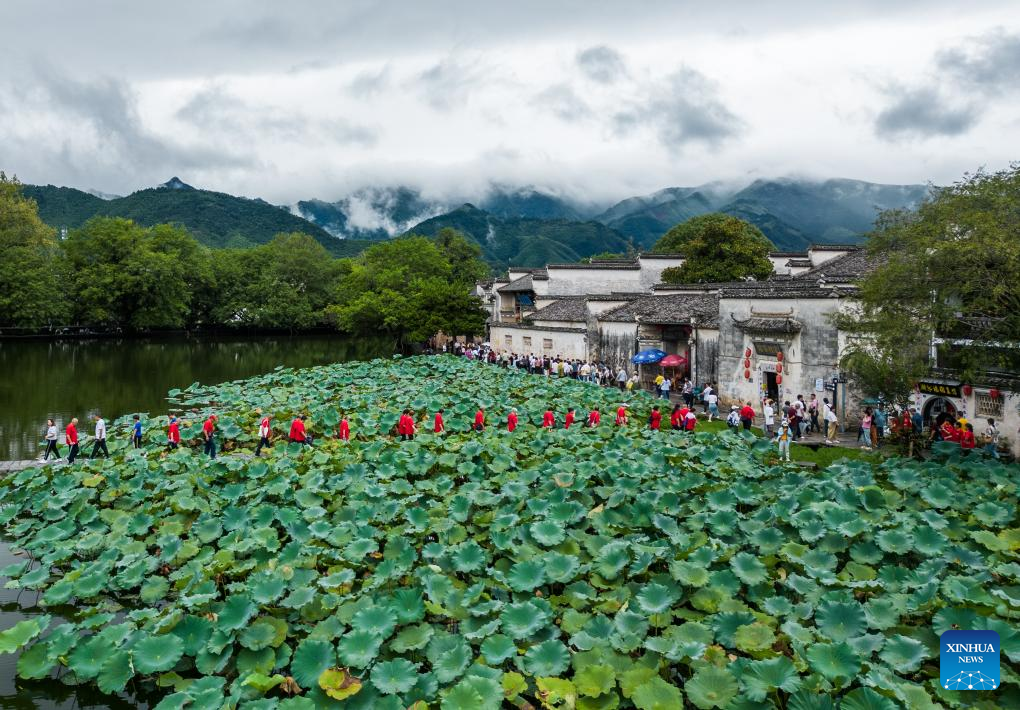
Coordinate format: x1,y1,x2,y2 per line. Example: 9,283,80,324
0,335,391,460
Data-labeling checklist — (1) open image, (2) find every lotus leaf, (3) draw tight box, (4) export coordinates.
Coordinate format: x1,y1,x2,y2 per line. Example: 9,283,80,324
133,633,184,675
371,658,419,695
318,667,363,700
337,629,382,668
631,675,683,710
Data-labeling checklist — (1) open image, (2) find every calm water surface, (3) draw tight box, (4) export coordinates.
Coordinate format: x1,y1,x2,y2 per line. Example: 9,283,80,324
0,334,392,461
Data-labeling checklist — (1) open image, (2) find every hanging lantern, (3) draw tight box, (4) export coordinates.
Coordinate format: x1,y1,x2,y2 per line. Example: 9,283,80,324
744,368,751,379
989,388,1000,400
776,363,783,374
776,351,784,362
743,358,751,368
776,374,783,385
745,347,752,358
962,384,972,396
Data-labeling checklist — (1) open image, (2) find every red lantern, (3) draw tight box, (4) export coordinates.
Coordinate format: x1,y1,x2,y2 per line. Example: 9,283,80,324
743,358,751,368
776,351,784,362
962,384,972,396
776,374,783,385
989,388,1000,400
776,363,783,374
745,347,752,358
744,368,751,379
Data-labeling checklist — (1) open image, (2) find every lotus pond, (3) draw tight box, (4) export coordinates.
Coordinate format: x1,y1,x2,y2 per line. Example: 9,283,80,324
0,355,1018,709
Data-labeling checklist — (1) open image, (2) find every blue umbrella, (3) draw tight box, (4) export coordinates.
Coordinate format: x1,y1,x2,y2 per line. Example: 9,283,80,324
631,349,667,365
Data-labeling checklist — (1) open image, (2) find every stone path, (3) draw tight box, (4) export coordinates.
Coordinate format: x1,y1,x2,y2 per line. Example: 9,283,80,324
0,459,51,473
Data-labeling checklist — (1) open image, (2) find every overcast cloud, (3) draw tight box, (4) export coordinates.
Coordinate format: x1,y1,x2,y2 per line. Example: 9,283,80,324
0,1,1017,203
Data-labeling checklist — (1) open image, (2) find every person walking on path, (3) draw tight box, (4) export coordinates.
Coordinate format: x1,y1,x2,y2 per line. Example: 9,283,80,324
616,367,628,390
131,415,143,449
433,409,445,434
824,400,839,444
542,408,555,428
254,412,272,456
203,415,218,458
338,413,350,441
615,404,628,425
564,408,576,429
43,419,60,460
763,399,775,437
290,415,312,445
473,408,485,431
860,408,873,450
398,410,415,441
739,402,755,431
66,417,80,463
774,418,793,462
91,414,109,458
586,407,601,427
706,390,719,421
808,394,820,433
649,405,662,430
983,418,999,457
682,379,694,408
167,415,181,450
507,408,518,432
659,376,671,400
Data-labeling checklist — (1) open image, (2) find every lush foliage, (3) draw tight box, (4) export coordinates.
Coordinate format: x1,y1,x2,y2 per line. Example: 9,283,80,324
1,356,1017,708
0,181,487,337
653,213,775,284
841,166,1020,400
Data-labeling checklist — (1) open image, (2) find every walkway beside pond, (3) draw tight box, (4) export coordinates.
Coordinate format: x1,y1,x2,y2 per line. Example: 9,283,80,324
0,460,48,474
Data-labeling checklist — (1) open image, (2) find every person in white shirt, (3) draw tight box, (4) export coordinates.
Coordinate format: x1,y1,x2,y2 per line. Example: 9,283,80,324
91,414,109,458
616,368,628,390
706,391,719,421
580,362,591,382
726,406,740,429
763,400,775,436
43,419,61,460
824,399,839,444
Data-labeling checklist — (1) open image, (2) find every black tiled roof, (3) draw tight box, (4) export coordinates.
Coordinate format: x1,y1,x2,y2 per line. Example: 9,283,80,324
796,249,875,282
808,243,861,251
546,262,641,270
786,259,813,267
732,315,803,334
530,298,589,322
599,293,721,327
637,253,686,259
769,251,809,258
499,274,537,293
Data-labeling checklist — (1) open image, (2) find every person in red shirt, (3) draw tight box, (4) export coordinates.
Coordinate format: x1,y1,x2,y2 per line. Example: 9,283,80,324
473,408,485,431
66,417,80,464
254,412,272,456
564,408,576,429
398,409,416,441
670,404,683,430
507,408,518,432
615,405,628,425
960,423,976,451
685,409,697,432
289,415,310,445
542,409,555,428
167,415,181,450
739,402,755,431
202,415,217,459
434,409,445,434
649,405,662,430
338,413,350,441
939,418,958,443
587,407,601,427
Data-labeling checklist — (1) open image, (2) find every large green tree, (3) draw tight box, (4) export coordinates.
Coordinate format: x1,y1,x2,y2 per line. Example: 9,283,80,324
653,213,774,283
840,166,1020,402
0,173,68,327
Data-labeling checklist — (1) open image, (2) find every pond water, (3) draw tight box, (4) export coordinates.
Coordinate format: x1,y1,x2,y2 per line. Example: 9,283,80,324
0,334,393,461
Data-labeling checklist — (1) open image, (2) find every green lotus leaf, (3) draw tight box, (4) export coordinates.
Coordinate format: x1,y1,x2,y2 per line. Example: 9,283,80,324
218,594,256,631
352,604,398,639
877,633,928,672
838,687,898,710
729,552,769,585
814,600,867,642
506,559,546,592
390,623,435,653
0,615,51,654
670,560,709,587
500,600,549,638
140,576,170,604
251,576,288,603
575,663,616,697
281,586,316,608
171,615,213,655
291,638,336,688
242,672,286,693
97,650,133,694
451,540,487,573
875,529,913,554
133,633,185,675
635,583,677,615
337,629,382,668
543,551,581,583
481,633,518,663
741,656,802,701
371,658,419,695
684,666,738,709
520,639,570,677
318,667,363,701
441,682,485,710
734,622,776,653
805,642,861,683
16,641,55,680
240,619,279,651
236,647,275,676
530,520,566,547
429,634,472,683
631,676,683,710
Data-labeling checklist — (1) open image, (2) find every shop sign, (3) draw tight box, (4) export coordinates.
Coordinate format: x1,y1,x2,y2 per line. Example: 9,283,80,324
917,381,961,397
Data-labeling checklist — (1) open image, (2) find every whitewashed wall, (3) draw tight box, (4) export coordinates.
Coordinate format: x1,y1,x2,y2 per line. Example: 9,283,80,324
490,325,588,360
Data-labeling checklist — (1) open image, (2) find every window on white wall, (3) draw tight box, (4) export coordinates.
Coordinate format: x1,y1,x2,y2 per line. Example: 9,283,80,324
523,336,532,348
504,335,512,348
543,339,553,350
975,392,1004,418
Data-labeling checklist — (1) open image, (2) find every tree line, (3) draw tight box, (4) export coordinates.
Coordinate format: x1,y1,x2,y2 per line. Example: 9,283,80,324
0,174,489,344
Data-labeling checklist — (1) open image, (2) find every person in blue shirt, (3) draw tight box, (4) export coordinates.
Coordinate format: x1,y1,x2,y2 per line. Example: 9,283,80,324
910,407,923,434
873,408,887,447
131,415,143,449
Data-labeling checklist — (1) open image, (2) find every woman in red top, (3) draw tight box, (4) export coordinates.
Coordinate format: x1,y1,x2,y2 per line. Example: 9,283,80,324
542,409,555,428
960,423,976,450
203,415,217,459
670,404,683,429
167,416,181,450
685,410,697,432
66,418,80,464
739,403,755,431
507,408,518,432
434,409,445,434
615,405,628,425
398,409,415,441
289,415,309,445
564,408,575,429
939,418,958,443
649,406,662,430
587,408,600,427
473,408,485,431
338,414,350,441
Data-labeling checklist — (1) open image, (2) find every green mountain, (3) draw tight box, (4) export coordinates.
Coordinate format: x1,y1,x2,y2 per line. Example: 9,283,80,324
406,204,633,268
22,178,360,257
597,178,930,251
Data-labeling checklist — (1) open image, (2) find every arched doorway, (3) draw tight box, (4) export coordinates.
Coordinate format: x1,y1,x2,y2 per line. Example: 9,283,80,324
922,396,957,427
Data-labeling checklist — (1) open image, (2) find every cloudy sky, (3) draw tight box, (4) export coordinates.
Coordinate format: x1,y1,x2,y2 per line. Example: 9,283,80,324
1,0,1018,203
